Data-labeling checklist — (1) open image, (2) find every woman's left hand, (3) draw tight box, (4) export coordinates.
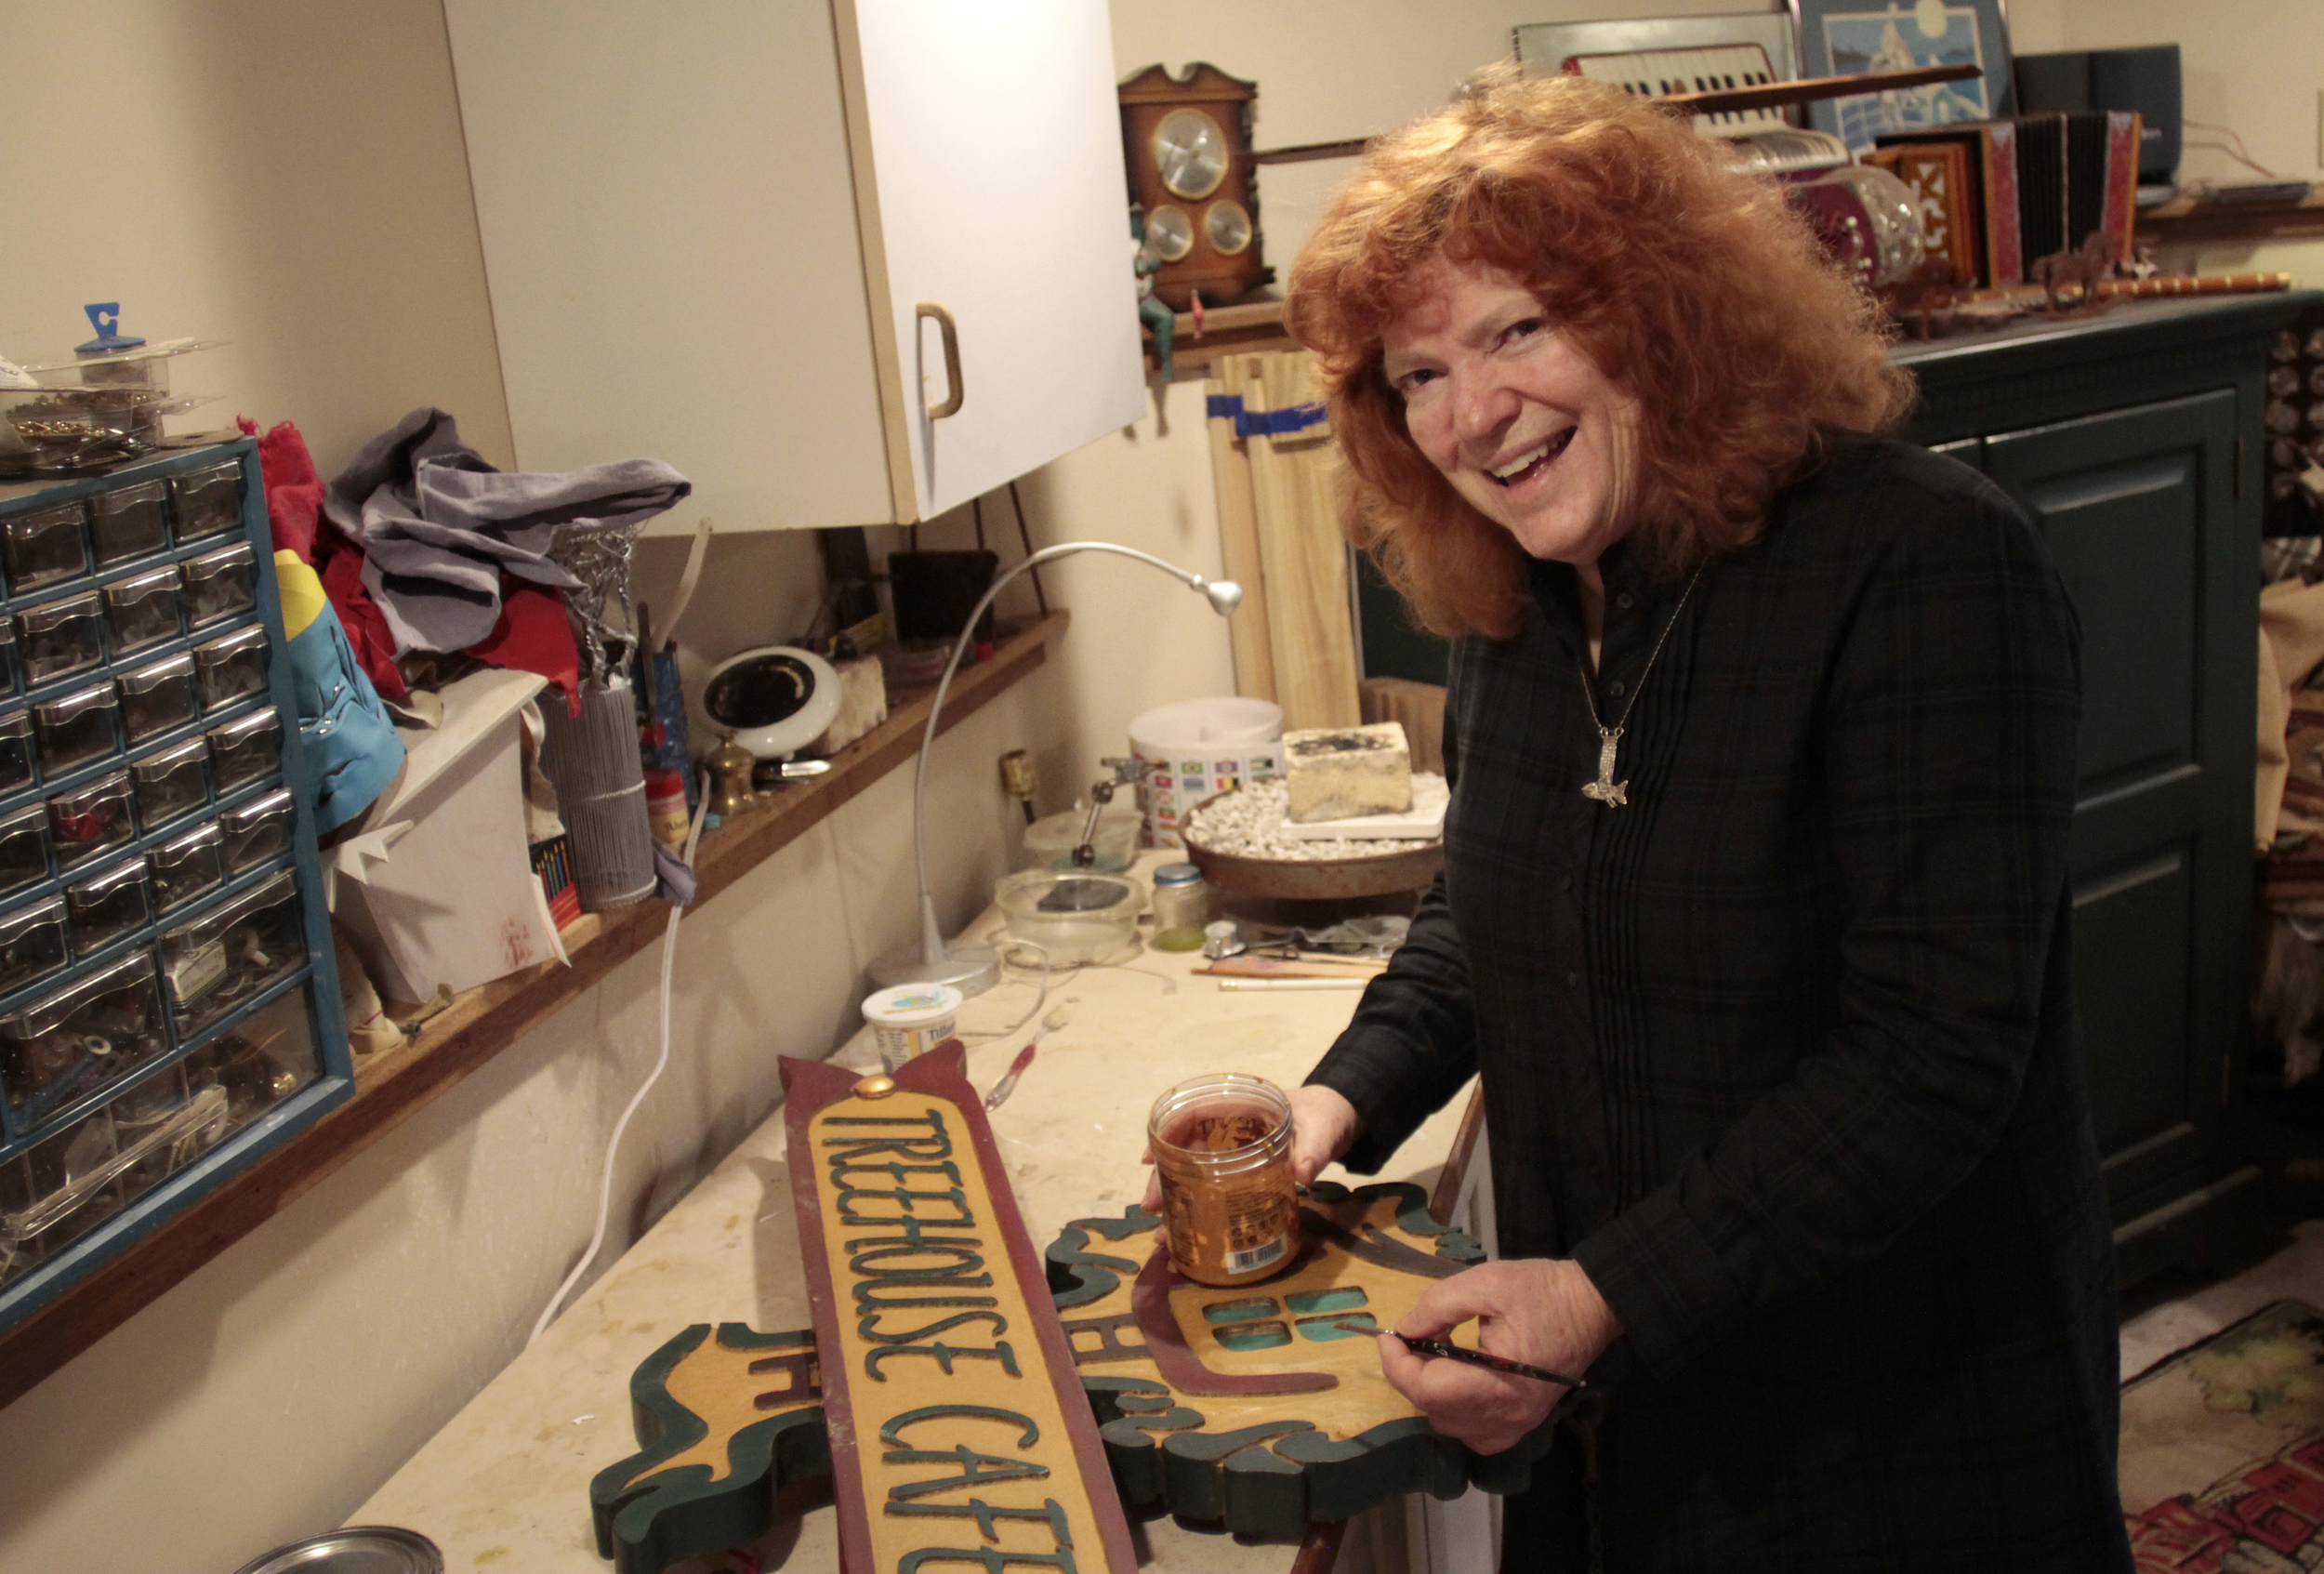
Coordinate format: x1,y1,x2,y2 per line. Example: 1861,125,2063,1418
1378,1258,1621,1455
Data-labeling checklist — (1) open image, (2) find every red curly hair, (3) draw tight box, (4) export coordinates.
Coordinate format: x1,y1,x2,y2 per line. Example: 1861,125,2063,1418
1287,70,1914,639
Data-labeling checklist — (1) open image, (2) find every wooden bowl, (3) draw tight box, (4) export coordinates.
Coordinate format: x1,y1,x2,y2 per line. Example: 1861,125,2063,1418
1179,793,1443,902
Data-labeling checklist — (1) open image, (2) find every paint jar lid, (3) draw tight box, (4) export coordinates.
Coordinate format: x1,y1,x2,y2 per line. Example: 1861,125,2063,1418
231,1526,443,1574
862,982,963,1028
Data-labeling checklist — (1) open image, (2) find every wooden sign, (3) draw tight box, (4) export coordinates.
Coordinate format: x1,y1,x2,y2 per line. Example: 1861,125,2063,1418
592,1171,1542,1567
1868,141,1978,286
781,1045,1135,1574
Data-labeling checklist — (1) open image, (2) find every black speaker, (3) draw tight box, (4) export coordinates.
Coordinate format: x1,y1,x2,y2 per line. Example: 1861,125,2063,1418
2015,45,2181,187
887,549,999,644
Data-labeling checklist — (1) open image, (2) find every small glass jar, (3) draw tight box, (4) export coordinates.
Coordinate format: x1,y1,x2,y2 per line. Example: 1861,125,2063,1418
1147,1072,1300,1287
1149,861,1208,952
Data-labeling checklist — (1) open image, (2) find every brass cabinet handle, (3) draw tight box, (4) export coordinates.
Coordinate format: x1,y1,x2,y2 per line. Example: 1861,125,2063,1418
916,301,964,419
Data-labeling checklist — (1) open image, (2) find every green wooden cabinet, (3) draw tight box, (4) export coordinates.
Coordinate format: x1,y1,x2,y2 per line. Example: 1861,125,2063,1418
1901,294,2316,1283
1355,294,2321,1285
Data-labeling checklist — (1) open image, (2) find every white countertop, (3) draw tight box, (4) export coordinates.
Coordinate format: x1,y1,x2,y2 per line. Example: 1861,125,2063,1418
353,861,1469,1572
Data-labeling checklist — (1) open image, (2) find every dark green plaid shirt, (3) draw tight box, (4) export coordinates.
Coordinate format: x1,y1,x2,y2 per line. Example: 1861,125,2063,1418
1310,433,2130,1572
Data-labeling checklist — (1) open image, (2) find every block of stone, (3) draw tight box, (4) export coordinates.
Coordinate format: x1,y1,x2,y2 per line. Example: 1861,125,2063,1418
1284,721,1413,824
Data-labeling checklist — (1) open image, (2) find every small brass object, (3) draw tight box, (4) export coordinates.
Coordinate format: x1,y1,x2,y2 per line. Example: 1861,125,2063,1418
853,1073,897,1099
706,733,759,820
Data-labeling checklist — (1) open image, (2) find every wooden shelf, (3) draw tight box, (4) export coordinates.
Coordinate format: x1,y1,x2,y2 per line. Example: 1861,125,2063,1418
0,610,1068,1412
2139,189,2324,247
1145,298,1297,374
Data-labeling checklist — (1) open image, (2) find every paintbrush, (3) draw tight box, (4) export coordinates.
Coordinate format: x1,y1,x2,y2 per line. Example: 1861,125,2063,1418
984,1004,1070,1110
1330,1323,1589,1389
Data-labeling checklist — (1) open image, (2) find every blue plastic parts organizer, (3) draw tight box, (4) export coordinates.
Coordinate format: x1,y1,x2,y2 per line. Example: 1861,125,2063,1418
0,437,350,1333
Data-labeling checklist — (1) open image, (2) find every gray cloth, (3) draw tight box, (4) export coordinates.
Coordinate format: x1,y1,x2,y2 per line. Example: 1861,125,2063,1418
324,407,691,654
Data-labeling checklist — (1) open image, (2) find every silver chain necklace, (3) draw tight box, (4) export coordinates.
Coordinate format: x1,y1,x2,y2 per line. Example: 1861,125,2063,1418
1578,562,1706,807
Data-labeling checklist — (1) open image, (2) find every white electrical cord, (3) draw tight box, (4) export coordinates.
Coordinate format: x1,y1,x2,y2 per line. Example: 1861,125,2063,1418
527,776,714,1348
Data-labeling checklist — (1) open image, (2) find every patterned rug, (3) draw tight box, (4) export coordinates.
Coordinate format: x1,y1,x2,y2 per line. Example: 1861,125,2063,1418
2121,1298,2324,1569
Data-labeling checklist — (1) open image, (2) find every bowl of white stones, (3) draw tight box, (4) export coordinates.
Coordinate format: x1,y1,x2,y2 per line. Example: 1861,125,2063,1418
1180,774,1446,902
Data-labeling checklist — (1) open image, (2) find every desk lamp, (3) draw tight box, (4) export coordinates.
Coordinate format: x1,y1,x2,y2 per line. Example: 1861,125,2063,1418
868,542,1242,994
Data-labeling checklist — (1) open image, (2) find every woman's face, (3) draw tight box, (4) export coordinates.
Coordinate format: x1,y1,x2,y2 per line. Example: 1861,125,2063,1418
1380,258,1642,570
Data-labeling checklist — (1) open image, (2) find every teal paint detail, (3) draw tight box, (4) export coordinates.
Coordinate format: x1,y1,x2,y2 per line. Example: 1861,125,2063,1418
1298,1313,1373,1341
1285,1287,1367,1316
1042,1206,1160,1309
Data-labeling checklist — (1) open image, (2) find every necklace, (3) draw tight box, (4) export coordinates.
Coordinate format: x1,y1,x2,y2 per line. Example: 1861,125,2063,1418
1577,562,1706,807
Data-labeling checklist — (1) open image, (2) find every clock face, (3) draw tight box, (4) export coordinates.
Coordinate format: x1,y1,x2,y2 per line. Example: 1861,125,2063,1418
1204,199,1252,257
1146,205,1195,262
1153,109,1228,200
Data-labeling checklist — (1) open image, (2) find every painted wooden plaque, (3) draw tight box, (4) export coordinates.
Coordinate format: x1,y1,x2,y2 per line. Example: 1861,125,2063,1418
777,1044,1136,1574
590,1060,1549,1570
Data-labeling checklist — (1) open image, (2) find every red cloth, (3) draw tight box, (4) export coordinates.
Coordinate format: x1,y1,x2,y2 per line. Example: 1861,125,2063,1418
240,414,580,709
469,584,582,714
318,539,410,703
238,417,324,562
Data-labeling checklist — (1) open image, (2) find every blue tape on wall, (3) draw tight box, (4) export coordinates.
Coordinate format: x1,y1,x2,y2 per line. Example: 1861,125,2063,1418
1205,395,1328,440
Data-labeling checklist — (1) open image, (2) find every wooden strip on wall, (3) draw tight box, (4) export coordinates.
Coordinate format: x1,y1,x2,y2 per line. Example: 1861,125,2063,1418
1205,357,1278,703
1243,351,1361,730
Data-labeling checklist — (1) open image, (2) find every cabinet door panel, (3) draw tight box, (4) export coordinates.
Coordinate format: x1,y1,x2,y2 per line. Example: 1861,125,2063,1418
1984,389,2245,1211
2072,842,2194,1163
442,0,893,534
847,0,1145,519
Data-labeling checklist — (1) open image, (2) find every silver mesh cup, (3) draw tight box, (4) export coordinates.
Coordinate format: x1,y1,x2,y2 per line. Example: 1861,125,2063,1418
536,674,656,910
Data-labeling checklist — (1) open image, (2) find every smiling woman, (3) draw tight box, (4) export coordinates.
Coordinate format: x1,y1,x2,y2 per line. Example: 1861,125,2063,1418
1273,68,2130,1574
1287,67,1909,640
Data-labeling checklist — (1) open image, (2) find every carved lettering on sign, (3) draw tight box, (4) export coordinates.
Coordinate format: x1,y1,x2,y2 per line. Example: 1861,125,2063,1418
783,1049,1137,1572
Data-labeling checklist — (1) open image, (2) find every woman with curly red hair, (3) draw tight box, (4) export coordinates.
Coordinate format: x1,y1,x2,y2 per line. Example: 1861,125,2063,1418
1270,72,2130,1571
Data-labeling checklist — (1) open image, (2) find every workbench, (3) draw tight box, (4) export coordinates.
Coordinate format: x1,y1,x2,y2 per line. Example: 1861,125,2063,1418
351,856,1471,1572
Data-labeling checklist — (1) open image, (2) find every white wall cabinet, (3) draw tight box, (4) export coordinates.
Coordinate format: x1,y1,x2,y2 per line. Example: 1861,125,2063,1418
442,0,1146,535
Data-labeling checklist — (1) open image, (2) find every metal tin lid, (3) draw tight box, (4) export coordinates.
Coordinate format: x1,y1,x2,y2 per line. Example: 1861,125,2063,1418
231,1526,444,1574
1152,861,1203,886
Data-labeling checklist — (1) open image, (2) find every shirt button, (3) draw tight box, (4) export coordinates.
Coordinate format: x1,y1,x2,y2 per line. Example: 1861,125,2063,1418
1606,680,1626,698
1616,591,1636,611
1565,970,1580,989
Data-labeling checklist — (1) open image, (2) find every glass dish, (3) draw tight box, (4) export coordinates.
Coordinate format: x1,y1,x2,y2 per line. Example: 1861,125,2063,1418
992,868,1143,965
2,502,90,591
33,682,121,774
180,543,256,628
193,626,269,710
102,563,184,653
87,479,168,566
159,869,303,1038
117,653,199,744
16,593,105,688
47,771,133,869
131,738,209,829
148,820,223,914
167,459,244,543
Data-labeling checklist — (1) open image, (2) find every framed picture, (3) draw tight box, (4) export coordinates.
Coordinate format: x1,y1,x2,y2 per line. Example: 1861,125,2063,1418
1789,0,2014,152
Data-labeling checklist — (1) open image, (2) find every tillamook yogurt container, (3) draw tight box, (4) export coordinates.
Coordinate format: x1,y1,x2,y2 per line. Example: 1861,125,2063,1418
861,983,962,1073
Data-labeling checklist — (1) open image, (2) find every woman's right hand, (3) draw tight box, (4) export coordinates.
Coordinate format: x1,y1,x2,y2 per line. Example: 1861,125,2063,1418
1141,1083,1366,1226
